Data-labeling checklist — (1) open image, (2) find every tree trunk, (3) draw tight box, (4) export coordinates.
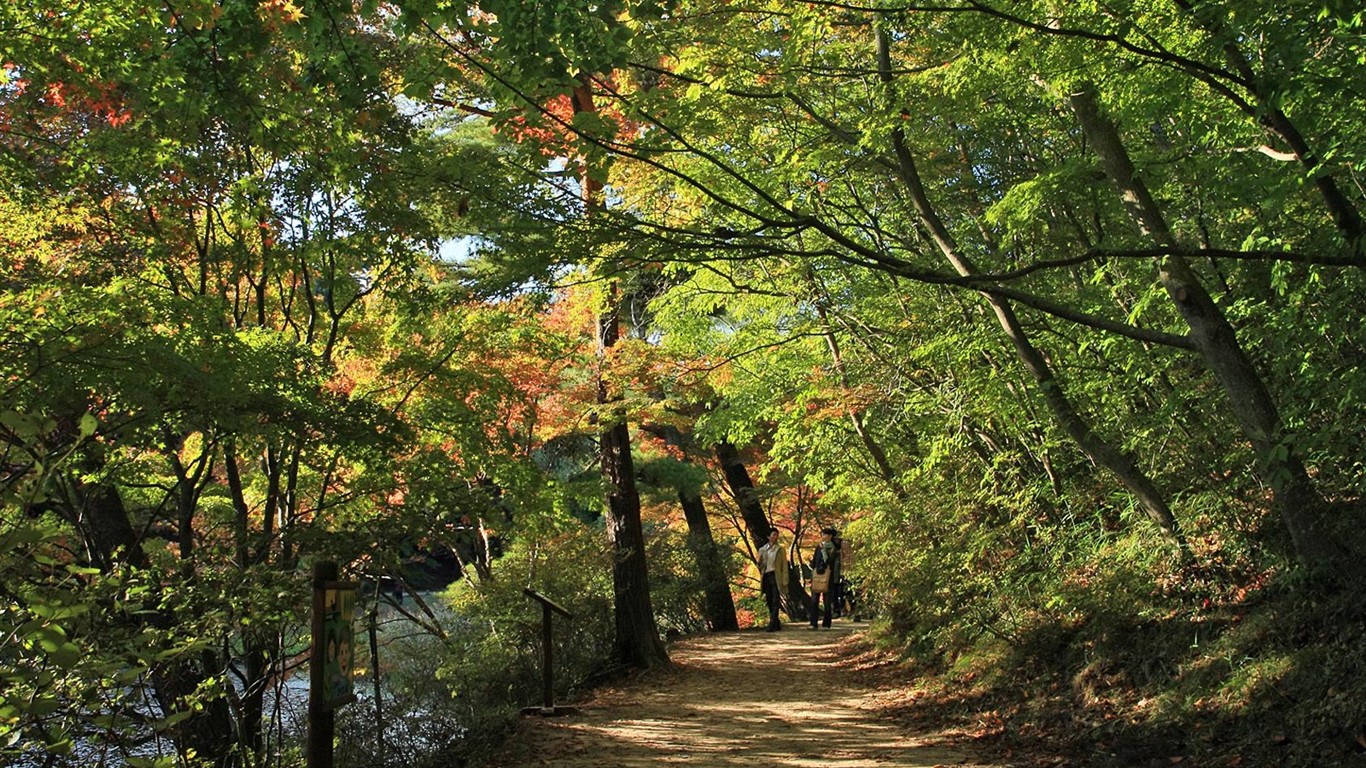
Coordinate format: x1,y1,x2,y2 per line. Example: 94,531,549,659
150,655,238,768
576,80,669,669
74,479,147,573
1068,83,1347,571
713,441,809,620
225,439,271,758
714,441,777,550
369,602,385,766
598,300,669,667
241,637,268,755
678,489,740,631
73,477,238,766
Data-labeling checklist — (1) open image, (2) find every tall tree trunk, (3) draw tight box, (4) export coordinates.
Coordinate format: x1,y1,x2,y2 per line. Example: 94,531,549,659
151,657,238,768
240,638,268,756
874,31,1184,546
714,441,809,620
1068,83,1347,571
714,441,777,550
678,489,740,631
368,601,386,766
575,80,669,668
597,294,668,667
73,478,146,573
224,439,269,757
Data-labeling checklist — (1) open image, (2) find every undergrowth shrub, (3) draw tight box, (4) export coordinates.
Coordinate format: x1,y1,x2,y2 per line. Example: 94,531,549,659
851,466,1366,766
336,525,614,768
644,523,716,638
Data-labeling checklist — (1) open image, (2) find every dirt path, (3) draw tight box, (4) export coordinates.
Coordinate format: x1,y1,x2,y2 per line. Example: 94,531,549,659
486,623,1004,767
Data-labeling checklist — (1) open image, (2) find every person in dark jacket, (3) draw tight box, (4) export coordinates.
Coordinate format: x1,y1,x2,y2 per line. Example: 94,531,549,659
808,527,840,629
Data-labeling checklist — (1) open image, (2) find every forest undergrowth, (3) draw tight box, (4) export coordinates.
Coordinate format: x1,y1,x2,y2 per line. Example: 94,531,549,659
862,520,1366,767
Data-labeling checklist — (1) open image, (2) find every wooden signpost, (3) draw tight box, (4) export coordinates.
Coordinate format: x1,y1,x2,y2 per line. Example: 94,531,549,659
308,561,358,768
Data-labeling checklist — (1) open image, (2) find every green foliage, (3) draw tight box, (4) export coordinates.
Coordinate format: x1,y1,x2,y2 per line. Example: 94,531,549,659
643,523,712,638
389,529,614,766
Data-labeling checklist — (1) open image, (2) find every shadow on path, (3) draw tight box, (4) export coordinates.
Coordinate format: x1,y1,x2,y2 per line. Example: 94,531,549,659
486,623,1004,767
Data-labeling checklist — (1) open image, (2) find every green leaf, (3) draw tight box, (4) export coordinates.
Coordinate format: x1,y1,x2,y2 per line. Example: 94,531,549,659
77,412,98,437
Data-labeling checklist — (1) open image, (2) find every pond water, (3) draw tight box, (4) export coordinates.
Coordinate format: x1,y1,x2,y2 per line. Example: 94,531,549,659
12,593,465,768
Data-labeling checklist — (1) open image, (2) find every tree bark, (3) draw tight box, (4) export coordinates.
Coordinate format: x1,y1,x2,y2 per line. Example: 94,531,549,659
70,477,238,766
224,439,279,759
714,441,809,620
597,294,669,667
240,638,268,756
74,478,147,573
1068,83,1347,570
150,656,238,768
677,490,740,631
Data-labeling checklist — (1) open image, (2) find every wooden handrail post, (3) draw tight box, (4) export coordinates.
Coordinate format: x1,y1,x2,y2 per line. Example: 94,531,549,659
541,601,554,710
522,588,576,717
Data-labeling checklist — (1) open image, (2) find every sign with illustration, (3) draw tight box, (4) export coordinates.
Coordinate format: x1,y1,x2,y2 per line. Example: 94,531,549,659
320,581,358,711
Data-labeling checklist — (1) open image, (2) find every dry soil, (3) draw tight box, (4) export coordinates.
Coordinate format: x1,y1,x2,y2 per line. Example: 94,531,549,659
485,622,1006,768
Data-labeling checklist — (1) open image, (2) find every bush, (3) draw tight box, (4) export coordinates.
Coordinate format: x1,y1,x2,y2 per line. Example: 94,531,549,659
644,523,715,638
336,524,614,768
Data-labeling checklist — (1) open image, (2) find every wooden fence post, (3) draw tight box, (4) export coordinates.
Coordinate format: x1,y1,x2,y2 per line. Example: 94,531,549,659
307,561,337,768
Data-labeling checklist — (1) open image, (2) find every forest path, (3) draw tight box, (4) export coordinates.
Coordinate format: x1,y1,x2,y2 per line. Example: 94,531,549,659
485,622,1003,768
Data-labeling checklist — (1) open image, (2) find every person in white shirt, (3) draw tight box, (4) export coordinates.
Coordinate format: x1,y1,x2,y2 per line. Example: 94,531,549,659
757,529,789,632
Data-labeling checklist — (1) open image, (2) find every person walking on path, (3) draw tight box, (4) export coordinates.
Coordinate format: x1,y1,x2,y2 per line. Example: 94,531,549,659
758,529,789,632
809,527,840,629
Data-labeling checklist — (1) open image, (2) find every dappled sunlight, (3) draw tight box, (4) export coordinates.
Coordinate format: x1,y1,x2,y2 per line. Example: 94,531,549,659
487,624,999,767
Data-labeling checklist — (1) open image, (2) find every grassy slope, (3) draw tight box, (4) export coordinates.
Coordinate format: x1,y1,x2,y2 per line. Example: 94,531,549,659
871,576,1366,767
